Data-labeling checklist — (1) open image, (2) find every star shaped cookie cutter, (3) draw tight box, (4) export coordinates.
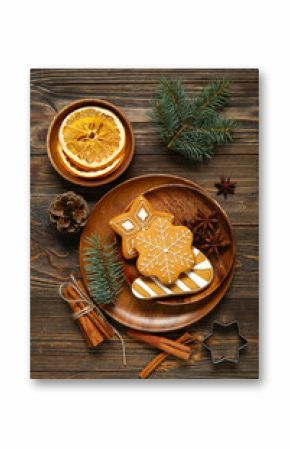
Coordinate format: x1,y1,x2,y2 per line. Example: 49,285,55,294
203,320,248,364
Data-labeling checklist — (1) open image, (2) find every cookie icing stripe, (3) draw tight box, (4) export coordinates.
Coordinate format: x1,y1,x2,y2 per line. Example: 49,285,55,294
132,282,153,298
134,278,157,297
131,287,144,299
150,277,172,294
193,247,199,256
174,278,192,292
185,271,208,288
194,259,212,270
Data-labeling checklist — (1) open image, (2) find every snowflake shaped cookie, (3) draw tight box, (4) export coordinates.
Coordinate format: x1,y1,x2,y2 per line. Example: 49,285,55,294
135,216,195,285
109,196,174,259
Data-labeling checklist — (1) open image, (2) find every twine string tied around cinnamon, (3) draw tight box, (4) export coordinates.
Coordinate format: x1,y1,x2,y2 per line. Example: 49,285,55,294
59,275,127,365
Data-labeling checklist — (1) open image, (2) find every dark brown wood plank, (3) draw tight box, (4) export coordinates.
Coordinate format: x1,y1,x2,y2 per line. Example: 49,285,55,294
31,225,258,293
32,122,258,156
30,156,258,226
31,68,259,84
31,298,258,343
31,301,258,379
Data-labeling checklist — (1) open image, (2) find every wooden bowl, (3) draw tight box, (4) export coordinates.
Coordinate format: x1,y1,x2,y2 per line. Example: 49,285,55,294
47,98,135,187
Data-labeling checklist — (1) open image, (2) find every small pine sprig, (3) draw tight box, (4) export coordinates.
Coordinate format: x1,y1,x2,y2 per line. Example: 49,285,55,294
150,78,238,161
83,233,125,305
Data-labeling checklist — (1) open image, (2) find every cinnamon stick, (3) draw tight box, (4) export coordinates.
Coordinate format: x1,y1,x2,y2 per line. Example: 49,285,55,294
127,330,191,361
69,281,115,339
63,287,104,347
139,332,194,379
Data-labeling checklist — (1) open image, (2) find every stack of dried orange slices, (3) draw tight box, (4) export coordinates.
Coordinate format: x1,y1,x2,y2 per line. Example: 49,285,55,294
57,106,126,179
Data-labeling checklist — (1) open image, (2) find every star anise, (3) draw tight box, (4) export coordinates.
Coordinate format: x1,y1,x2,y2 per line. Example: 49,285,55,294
215,176,236,199
192,230,206,248
191,210,219,235
199,229,231,258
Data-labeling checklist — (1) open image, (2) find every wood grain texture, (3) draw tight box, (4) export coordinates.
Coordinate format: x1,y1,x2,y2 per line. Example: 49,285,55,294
30,68,259,379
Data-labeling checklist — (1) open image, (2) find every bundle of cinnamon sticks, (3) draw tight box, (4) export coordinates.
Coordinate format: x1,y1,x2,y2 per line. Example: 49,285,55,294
62,279,115,348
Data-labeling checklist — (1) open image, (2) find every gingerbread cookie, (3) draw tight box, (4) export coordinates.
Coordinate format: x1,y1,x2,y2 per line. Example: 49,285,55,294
109,195,174,259
135,216,195,285
132,247,213,299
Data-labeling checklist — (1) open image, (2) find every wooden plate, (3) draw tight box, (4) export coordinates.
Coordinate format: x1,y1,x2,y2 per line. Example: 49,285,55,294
80,174,235,333
123,184,235,306
47,98,135,187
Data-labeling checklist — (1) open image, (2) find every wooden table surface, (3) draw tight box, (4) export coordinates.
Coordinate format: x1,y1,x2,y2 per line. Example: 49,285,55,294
30,69,259,379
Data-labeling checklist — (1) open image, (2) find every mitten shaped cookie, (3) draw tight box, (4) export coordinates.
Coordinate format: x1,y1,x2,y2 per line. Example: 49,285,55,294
135,216,195,285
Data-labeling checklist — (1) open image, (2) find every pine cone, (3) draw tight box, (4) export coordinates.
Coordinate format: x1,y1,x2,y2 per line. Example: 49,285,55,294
48,191,89,233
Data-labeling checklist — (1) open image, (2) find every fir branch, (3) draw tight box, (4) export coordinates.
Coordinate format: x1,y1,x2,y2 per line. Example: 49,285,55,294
150,78,238,162
83,233,125,305
174,129,215,161
149,78,192,141
191,79,232,118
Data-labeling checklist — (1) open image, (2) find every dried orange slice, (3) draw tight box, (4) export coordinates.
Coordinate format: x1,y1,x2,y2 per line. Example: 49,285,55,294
57,144,125,179
59,106,126,170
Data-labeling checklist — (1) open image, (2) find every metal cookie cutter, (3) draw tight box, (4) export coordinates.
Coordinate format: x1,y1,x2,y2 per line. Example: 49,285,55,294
203,320,248,364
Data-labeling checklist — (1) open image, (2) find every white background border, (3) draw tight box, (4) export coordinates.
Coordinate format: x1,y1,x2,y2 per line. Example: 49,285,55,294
1,1,287,448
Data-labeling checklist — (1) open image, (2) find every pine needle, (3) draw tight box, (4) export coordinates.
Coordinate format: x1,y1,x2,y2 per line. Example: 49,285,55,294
150,78,238,161
83,233,125,305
